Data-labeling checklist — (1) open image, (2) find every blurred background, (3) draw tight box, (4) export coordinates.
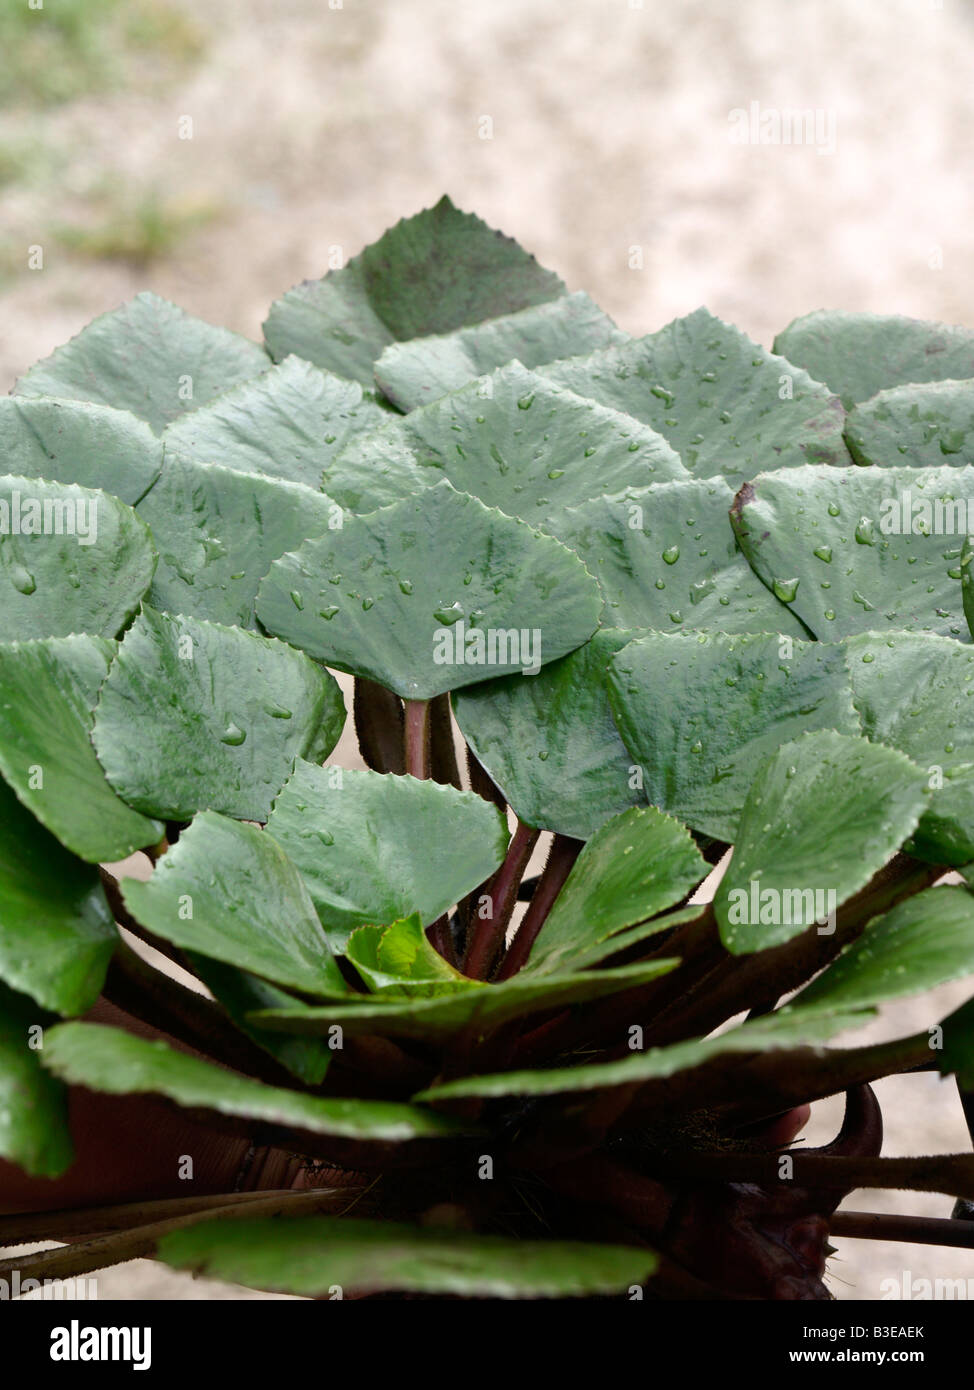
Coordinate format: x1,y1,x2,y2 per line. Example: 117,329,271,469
3,0,974,1301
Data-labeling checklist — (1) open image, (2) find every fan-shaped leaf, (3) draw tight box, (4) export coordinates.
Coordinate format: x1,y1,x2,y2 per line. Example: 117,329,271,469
845,380,974,469
0,397,162,503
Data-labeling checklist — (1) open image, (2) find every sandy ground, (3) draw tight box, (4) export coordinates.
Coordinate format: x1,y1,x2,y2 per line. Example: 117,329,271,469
3,0,974,1300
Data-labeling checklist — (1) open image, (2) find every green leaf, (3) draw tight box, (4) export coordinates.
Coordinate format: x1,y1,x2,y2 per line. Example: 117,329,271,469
251,960,679,1045
14,292,270,433
256,481,603,699
607,631,860,842
453,629,647,839
0,397,162,503
842,631,974,863
0,636,162,861
0,777,116,1014
345,914,476,997
542,306,849,481
964,534,974,639
92,607,345,822
549,479,806,635
715,731,928,953
793,887,974,1013
120,812,347,996
730,464,973,640
374,290,629,411
183,954,333,1087
324,361,687,518
415,1007,869,1101
137,454,342,629
42,1022,464,1142
845,380,974,469
161,355,388,490
0,981,72,1178
265,760,508,950
263,197,566,385
937,993,974,1086
157,1214,657,1299
523,806,707,975
774,311,974,410
0,474,156,640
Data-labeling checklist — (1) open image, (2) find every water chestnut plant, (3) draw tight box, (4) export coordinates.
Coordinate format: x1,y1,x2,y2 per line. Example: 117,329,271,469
4,198,974,1301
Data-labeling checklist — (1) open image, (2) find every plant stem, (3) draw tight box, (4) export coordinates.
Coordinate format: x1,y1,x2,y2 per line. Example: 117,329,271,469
429,693,462,788
0,1190,297,1246
404,698,431,780
353,678,405,774
465,742,507,812
830,1210,974,1249
496,834,582,980
463,820,540,979
644,1149,974,1198
99,868,186,970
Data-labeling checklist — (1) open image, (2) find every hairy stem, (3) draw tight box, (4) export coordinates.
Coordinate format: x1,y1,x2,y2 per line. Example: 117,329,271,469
99,868,186,971
353,678,405,774
429,693,462,789
830,1210,974,1249
404,698,431,780
496,834,582,980
463,820,540,980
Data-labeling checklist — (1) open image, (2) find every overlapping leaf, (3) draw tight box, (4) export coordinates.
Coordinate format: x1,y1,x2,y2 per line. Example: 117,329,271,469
549,478,805,634
843,631,974,862
345,914,475,998
845,380,974,469
0,777,116,1014
715,731,928,953
138,455,342,629
774,310,974,410
121,812,347,996
92,608,345,822
14,292,270,432
542,306,849,480
264,761,508,949
0,474,156,641
161,355,389,490
374,290,628,411
0,981,72,1177
452,629,647,840
731,464,974,640
0,636,161,861
263,197,566,384
0,397,162,503
256,482,603,699
157,1215,657,1299
607,631,859,841
42,1022,465,1142
323,361,687,518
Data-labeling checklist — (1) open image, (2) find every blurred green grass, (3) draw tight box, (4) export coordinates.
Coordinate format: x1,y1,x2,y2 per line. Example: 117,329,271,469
0,0,205,107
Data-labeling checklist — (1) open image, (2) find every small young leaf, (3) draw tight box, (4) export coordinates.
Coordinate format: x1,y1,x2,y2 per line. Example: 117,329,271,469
731,464,974,640
42,1022,464,1142
256,482,603,700
138,455,342,629
774,310,974,410
346,914,476,997
715,731,928,954
263,196,565,384
157,1214,657,1299
265,761,508,950
0,636,162,861
14,292,270,433
523,806,707,975
0,777,116,1015
607,631,859,842
92,608,345,822
0,397,162,503
161,355,388,490
120,812,347,997
543,306,849,480
374,290,628,411
0,474,156,641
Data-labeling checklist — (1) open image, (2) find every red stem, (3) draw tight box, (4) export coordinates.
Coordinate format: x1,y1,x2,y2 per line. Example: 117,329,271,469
403,699,430,780
496,834,582,980
830,1210,974,1250
462,819,539,979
